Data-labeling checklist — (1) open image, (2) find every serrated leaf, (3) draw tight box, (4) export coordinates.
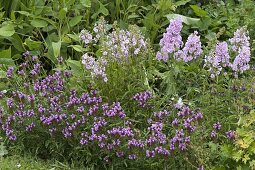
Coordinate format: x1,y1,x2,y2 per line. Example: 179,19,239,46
0,23,15,37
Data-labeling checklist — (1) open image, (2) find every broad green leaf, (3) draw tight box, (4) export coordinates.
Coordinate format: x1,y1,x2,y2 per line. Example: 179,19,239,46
0,23,15,37
175,0,191,7
166,14,200,25
69,16,83,27
52,40,61,58
0,70,6,78
0,47,11,58
15,11,32,16
190,5,208,18
66,59,83,76
98,1,109,16
59,8,67,20
68,45,87,52
9,33,25,52
25,38,42,50
80,0,91,8
0,143,8,157
67,34,80,41
31,19,48,28
0,58,15,66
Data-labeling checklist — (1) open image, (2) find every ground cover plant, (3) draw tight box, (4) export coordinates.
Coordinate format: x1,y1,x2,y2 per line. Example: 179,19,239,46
0,0,255,169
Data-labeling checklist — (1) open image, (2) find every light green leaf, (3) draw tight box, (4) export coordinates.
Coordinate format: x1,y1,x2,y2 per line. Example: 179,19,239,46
67,34,80,41
98,1,109,16
0,23,15,37
175,0,191,7
52,40,61,58
31,19,48,28
190,5,208,17
66,59,83,76
68,45,87,52
0,143,8,157
25,38,42,50
15,11,32,16
80,0,91,8
0,47,11,58
166,14,200,25
59,8,68,20
0,58,15,66
69,16,83,27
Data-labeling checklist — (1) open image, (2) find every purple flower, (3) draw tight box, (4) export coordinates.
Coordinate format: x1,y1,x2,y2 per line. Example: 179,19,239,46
213,122,221,130
157,17,183,61
6,67,14,78
133,91,152,108
210,130,217,138
226,130,235,140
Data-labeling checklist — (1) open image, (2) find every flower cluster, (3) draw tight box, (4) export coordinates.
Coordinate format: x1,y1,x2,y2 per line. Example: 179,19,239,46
81,53,108,82
80,29,93,45
204,27,251,77
133,91,152,108
101,25,148,61
210,122,221,138
156,17,183,61
156,17,202,62
175,31,202,62
204,42,230,78
0,58,205,165
229,28,251,73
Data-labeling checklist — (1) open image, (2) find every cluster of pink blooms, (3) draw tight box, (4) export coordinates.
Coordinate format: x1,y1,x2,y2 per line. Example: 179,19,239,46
156,17,202,62
204,27,250,77
81,53,108,82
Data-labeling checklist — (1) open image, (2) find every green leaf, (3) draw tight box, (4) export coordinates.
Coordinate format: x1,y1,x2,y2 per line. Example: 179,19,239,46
166,14,200,25
0,23,15,37
175,0,191,7
31,19,48,28
190,5,208,18
59,8,68,21
9,33,25,52
68,45,87,52
0,143,8,157
66,59,83,76
25,38,42,50
0,58,15,66
52,40,61,58
67,34,80,41
80,0,91,8
69,16,83,27
0,70,6,79
0,47,11,58
98,1,109,16
15,11,32,16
